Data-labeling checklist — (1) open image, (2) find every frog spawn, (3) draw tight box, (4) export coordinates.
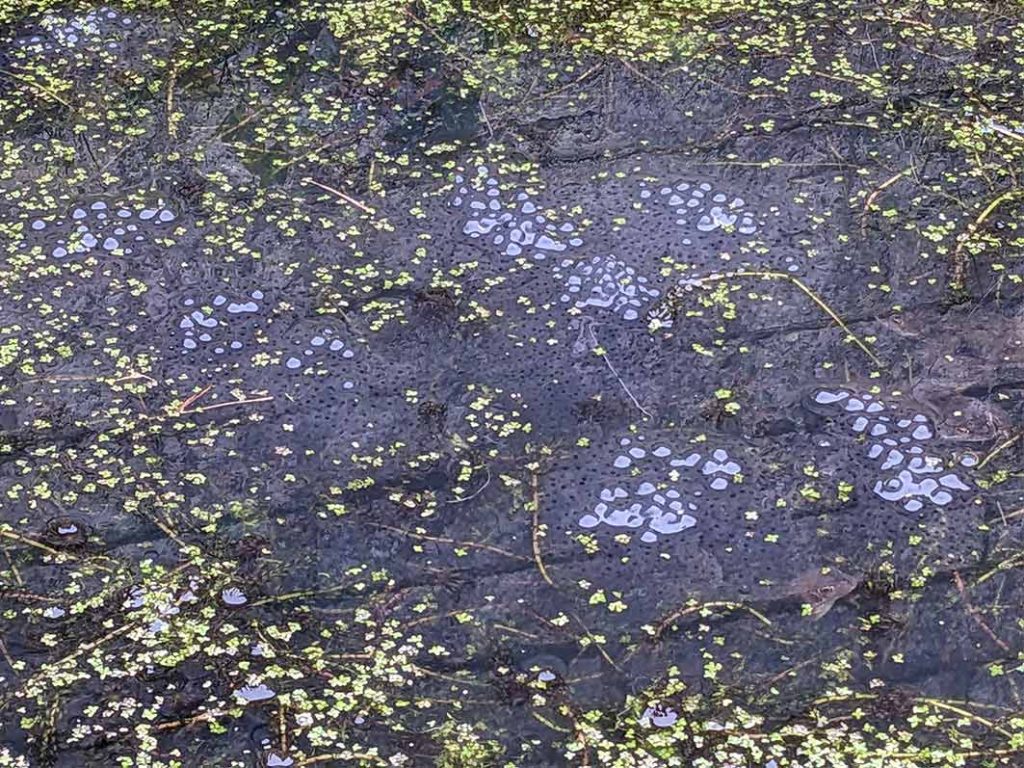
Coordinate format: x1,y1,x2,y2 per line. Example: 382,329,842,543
555,254,661,321
450,165,584,261
640,180,760,238
15,6,134,54
24,200,177,260
178,291,264,356
578,435,743,543
812,389,972,512
283,330,356,389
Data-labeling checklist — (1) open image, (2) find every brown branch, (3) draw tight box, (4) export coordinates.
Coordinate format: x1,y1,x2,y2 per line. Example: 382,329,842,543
953,570,1011,654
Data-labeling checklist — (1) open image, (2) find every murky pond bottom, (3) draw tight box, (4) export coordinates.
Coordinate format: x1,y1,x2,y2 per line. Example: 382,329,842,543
2,2,1024,766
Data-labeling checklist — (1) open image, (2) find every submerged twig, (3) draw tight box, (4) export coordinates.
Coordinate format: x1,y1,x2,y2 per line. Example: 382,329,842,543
948,189,1023,297
162,385,274,417
175,384,213,414
652,599,773,641
297,752,387,767
976,430,1022,471
529,472,555,588
302,177,376,215
661,270,884,367
860,166,915,235
0,68,71,108
0,527,73,559
953,570,1011,654
577,317,651,418
368,522,528,562
448,464,491,503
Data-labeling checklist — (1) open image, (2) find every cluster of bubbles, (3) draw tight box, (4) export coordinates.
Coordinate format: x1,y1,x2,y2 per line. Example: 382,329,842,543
25,200,177,260
220,586,248,606
233,682,276,703
283,330,356,387
178,291,264,355
450,164,584,260
578,435,743,543
812,389,972,511
640,180,760,238
555,254,661,322
15,6,133,54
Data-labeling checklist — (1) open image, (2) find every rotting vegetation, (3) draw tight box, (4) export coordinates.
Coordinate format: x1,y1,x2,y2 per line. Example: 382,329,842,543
1,1,1024,766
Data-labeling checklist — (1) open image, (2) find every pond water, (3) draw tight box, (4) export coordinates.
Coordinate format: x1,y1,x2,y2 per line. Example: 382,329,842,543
1,2,1024,767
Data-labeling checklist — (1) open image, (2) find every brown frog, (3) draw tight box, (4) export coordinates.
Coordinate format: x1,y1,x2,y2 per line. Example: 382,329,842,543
778,567,860,619
909,381,1012,443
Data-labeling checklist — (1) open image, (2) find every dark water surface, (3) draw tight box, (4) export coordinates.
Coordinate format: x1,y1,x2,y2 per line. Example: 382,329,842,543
2,2,1024,766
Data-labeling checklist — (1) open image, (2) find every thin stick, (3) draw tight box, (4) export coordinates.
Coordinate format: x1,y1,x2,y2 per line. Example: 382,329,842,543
953,570,1011,654
0,637,16,672
860,167,914,234
0,528,71,559
673,270,884,367
278,700,288,753
654,599,773,640
976,430,1022,471
301,177,376,215
368,522,527,561
599,350,652,419
571,613,622,672
174,384,214,414
406,608,480,628
166,63,179,138
976,552,1024,586
0,589,61,603
918,696,1014,739
493,622,542,640
448,465,491,503
983,119,1024,144
530,472,555,587
297,753,387,766
532,711,572,734
213,105,269,142
581,318,651,418
142,510,189,551
185,394,273,415
2,546,23,586
0,68,72,108
154,709,225,732
564,708,593,767
249,583,353,608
